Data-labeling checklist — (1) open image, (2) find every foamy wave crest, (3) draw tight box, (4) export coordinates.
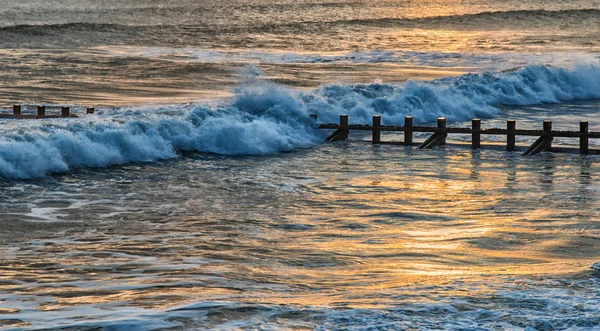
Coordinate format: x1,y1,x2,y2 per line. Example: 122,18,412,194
0,64,599,179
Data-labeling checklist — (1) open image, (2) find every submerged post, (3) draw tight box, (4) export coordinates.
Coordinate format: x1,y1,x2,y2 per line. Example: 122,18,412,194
507,120,516,152
86,107,95,114
472,119,481,149
580,121,589,155
404,116,413,145
61,106,70,118
12,105,21,117
543,120,552,152
372,115,381,144
37,106,45,118
437,117,446,145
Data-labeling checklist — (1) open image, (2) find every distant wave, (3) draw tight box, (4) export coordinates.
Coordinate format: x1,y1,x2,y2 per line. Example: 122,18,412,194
2,9,598,36
333,9,600,28
0,22,143,35
0,65,599,179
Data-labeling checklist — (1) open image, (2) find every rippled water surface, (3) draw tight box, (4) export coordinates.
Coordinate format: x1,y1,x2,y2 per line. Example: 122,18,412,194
1,0,599,105
1,0,600,329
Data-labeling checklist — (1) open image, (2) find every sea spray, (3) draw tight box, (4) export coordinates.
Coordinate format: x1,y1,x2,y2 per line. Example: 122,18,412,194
0,64,599,179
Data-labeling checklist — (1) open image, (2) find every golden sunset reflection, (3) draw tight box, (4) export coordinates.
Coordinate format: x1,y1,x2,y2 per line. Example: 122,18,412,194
0,146,599,314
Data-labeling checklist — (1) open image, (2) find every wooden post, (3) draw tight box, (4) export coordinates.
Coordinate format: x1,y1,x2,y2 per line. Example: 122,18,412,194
310,114,317,122
340,114,348,126
325,114,350,142
472,119,481,149
13,105,21,117
340,114,349,141
372,115,381,144
404,116,413,145
418,119,446,149
580,121,589,155
37,106,45,118
86,107,95,114
61,106,70,118
437,117,446,145
543,120,552,152
507,120,516,151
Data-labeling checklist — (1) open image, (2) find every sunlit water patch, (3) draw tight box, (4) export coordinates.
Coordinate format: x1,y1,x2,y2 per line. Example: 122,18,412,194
1,135,600,329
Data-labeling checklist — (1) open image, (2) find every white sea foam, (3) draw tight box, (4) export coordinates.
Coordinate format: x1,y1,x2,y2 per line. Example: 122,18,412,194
0,64,599,179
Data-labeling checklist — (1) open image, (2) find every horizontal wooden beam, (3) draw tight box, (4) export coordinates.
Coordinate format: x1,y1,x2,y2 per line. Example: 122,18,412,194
318,124,600,138
375,141,600,155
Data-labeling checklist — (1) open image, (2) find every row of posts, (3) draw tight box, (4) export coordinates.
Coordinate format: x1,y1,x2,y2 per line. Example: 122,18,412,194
10,105,95,117
371,115,434,146
334,114,591,155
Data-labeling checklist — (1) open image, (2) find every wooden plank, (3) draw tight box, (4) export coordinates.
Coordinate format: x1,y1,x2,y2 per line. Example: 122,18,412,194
37,106,45,118
317,124,600,138
418,133,443,149
580,121,589,155
325,114,349,142
507,120,516,151
472,119,481,149
372,115,381,144
404,116,413,145
523,136,549,156
543,120,552,152
438,118,446,146
380,141,600,155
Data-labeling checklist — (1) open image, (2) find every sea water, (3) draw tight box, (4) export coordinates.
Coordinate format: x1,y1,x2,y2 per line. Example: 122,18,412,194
1,0,600,330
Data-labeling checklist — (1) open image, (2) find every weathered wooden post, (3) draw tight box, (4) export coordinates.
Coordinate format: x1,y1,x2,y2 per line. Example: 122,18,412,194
61,106,70,118
340,114,349,138
524,120,553,156
37,106,45,118
372,115,381,144
580,121,589,155
326,114,349,142
310,114,317,122
543,120,552,152
404,116,413,145
419,117,447,149
86,107,95,114
507,120,516,151
437,117,446,145
12,105,21,117
472,119,481,149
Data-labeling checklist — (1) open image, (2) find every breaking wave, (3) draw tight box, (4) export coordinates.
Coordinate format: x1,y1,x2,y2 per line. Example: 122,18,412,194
0,64,599,179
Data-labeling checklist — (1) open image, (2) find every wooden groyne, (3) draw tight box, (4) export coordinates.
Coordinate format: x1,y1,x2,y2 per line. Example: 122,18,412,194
0,105,95,119
318,114,600,156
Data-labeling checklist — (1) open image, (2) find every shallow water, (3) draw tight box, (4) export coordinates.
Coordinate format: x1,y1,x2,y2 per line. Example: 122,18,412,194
2,122,600,329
